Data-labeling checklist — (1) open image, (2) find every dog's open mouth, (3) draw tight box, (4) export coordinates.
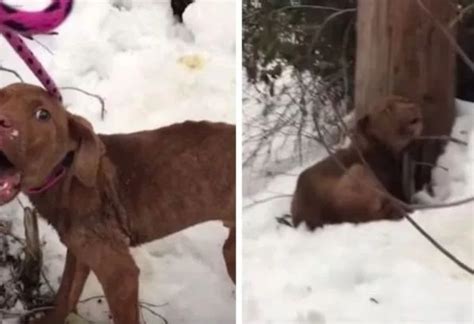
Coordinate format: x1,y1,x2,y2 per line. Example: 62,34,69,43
0,151,21,204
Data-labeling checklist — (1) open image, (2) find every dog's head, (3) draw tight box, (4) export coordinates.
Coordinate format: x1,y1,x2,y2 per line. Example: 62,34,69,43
0,83,103,205
357,95,423,154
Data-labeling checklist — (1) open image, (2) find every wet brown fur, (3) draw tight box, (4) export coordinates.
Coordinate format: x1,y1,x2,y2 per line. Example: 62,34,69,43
291,96,423,230
0,83,235,324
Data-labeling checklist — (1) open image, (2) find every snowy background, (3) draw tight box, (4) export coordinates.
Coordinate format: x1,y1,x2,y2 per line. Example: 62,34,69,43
243,89,474,322
0,0,235,323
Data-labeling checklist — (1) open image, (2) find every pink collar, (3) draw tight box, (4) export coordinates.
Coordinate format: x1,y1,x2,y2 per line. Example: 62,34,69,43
26,164,67,195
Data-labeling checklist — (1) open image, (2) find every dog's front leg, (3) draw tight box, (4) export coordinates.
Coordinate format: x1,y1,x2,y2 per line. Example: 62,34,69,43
64,228,140,324
30,250,90,324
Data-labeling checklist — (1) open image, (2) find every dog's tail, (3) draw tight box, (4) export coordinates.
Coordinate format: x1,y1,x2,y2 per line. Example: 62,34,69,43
275,214,294,228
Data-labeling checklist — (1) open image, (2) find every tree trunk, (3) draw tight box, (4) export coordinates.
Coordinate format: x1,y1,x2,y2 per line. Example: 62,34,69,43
354,0,457,195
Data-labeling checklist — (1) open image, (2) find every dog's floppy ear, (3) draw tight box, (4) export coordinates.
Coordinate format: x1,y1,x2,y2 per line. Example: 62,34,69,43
68,114,104,187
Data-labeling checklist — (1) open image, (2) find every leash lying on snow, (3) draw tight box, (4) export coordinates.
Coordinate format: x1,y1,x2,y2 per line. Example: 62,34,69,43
403,212,474,275
276,207,474,275
0,0,74,101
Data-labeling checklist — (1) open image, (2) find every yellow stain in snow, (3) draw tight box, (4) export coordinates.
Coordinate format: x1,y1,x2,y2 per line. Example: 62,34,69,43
178,54,205,71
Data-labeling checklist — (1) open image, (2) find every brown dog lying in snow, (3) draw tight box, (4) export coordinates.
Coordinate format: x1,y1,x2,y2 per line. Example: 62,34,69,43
0,83,235,324
291,96,423,230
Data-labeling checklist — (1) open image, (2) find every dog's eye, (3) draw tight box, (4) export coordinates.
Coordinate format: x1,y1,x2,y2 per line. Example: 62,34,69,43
35,109,51,122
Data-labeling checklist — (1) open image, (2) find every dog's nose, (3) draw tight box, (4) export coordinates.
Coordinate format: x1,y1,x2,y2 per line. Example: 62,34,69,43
0,117,12,130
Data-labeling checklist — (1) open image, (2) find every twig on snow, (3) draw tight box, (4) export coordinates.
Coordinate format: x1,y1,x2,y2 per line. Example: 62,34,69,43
140,304,169,324
416,135,468,146
0,65,24,82
244,194,292,209
79,295,169,324
411,196,474,210
403,212,474,275
60,86,107,120
414,161,449,172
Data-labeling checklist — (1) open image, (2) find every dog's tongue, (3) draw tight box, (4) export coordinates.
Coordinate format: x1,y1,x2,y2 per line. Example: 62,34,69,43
0,172,20,204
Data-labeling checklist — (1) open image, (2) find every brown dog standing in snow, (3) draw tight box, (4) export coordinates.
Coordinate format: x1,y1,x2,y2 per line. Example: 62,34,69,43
291,96,423,230
0,83,235,324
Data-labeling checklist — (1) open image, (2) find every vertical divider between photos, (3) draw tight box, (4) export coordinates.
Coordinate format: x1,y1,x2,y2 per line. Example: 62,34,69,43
235,0,244,323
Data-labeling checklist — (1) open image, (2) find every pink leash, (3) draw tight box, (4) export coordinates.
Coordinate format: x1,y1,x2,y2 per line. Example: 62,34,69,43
0,0,74,102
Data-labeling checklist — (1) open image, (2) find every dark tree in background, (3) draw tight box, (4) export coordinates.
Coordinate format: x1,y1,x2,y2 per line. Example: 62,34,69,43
244,0,356,103
243,0,358,169
244,0,474,105
457,0,474,101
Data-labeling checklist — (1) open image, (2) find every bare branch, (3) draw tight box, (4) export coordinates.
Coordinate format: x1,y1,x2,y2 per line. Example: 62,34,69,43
140,304,169,324
414,161,449,172
0,65,24,82
31,37,54,56
79,295,168,308
0,221,26,246
244,194,292,209
305,8,357,60
78,295,169,324
417,0,474,72
403,212,473,275
40,268,55,295
450,2,474,27
411,196,474,210
340,16,355,107
417,135,468,146
60,87,107,120
244,5,355,21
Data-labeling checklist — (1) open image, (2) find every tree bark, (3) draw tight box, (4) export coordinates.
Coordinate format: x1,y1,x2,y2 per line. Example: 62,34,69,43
354,0,457,194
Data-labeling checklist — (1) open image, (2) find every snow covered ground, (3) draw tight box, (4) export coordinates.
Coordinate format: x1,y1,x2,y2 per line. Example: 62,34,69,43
0,0,235,323
243,100,474,324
